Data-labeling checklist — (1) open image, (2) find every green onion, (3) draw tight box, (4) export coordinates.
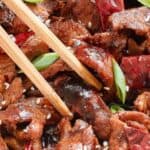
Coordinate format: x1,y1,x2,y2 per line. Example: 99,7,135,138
110,103,124,113
138,0,150,7
23,0,43,4
32,52,59,71
112,58,127,104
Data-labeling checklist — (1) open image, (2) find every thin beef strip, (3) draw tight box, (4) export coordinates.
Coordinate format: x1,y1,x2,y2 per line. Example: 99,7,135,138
61,0,101,33
134,92,150,116
0,54,16,82
54,75,111,140
121,55,150,89
55,118,101,150
109,111,150,150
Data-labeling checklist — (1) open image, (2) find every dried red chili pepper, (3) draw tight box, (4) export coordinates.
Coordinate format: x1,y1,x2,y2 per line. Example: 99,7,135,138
15,31,34,46
96,0,124,31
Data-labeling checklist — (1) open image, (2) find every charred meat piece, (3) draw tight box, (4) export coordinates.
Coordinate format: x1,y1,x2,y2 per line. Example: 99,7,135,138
75,45,114,88
61,0,101,33
54,75,111,140
109,111,150,150
50,19,90,46
0,54,16,82
55,118,101,150
20,34,49,60
121,55,150,89
134,92,150,115
109,7,150,36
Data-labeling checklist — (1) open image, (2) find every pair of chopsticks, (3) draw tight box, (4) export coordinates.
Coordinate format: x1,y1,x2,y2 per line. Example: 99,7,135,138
0,0,102,117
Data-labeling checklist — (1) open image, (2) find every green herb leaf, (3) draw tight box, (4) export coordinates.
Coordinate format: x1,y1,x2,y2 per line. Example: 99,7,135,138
138,0,150,7
32,52,59,71
110,103,124,113
112,58,127,104
24,0,43,4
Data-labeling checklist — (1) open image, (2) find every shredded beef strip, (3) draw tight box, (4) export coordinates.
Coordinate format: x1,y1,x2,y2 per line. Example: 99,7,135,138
54,75,111,140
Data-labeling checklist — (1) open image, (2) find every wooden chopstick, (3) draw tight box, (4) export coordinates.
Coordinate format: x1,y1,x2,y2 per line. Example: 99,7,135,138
0,25,72,118
2,0,102,90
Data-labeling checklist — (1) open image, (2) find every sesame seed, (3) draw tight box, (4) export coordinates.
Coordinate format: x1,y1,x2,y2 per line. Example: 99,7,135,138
104,87,110,91
103,141,108,147
23,89,26,93
1,101,6,105
30,86,35,91
36,98,41,105
0,120,2,125
88,22,92,28
4,82,10,89
126,86,129,92
46,113,51,120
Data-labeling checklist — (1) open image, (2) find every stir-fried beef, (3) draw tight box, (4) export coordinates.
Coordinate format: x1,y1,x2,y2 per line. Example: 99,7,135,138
55,118,101,150
109,111,150,150
54,75,111,140
61,0,101,33
20,34,49,60
134,92,150,115
109,7,150,36
50,19,90,46
0,77,23,109
0,136,8,150
121,55,150,89
75,45,114,88
0,54,16,82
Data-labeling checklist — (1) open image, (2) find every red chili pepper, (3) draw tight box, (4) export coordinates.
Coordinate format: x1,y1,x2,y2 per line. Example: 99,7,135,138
25,142,32,150
96,0,124,31
15,31,34,46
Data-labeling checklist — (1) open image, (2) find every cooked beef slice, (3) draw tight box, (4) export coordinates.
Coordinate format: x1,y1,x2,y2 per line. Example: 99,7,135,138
50,19,90,46
109,7,150,36
61,0,101,33
134,92,150,116
0,54,16,82
54,75,111,140
55,118,101,150
121,55,150,89
20,35,49,60
0,77,23,109
75,45,114,88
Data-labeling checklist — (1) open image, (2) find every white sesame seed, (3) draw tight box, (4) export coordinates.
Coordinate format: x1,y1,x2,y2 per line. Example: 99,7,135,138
0,106,2,110
45,19,51,26
103,141,108,147
23,128,28,133
23,89,26,93
4,82,10,89
1,101,6,105
0,120,2,125
46,113,51,120
36,98,41,105
30,86,35,91
126,86,129,92
9,34,16,42
88,21,92,28
104,87,110,91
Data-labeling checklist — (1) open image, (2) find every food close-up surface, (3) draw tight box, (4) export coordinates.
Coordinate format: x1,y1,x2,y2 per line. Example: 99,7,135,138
0,0,150,149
